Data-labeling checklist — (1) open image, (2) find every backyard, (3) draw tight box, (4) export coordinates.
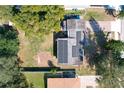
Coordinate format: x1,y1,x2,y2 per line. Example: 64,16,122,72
23,72,45,88
18,30,56,67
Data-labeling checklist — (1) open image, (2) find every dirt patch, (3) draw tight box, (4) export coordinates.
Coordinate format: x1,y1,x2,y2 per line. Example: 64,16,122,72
36,52,57,67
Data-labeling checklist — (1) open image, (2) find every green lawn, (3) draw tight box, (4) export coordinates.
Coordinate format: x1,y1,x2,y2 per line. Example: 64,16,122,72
84,8,115,21
23,72,45,88
65,10,103,20
84,11,103,20
65,10,85,15
76,67,96,75
64,8,115,21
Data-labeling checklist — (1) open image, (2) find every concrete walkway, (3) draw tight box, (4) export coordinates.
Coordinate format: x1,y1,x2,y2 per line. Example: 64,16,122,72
78,76,100,88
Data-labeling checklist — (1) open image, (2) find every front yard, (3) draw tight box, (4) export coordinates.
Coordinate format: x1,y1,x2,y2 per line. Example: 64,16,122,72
65,8,115,21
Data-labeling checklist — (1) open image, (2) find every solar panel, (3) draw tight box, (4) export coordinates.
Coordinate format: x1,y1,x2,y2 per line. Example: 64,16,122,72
72,46,78,57
58,40,68,63
76,31,81,46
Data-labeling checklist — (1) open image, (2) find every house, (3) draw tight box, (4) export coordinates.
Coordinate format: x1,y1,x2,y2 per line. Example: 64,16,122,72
47,76,99,88
56,15,85,65
110,19,124,42
86,19,124,41
64,5,122,11
64,5,89,10
64,5,106,10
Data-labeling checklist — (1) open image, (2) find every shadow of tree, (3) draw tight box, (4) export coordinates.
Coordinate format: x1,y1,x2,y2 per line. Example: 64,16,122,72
47,60,56,67
85,17,107,69
89,16,106,51
104,5,117,17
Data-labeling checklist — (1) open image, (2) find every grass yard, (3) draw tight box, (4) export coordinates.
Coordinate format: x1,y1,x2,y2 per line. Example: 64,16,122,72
84,8,115,21
18,31,40,67
76,66,96,75
65,10,85,15
65,8,115,21
23,72,45,88
18,30,54,67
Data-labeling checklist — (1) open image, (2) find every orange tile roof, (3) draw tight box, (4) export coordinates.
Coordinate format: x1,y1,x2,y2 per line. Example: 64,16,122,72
47,78,81,88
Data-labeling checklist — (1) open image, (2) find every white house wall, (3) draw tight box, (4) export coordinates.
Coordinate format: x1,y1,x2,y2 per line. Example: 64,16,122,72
111,19,121,33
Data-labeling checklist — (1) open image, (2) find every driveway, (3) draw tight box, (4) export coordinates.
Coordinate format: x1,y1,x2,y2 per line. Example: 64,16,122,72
78,76,100,88
86,21,111,32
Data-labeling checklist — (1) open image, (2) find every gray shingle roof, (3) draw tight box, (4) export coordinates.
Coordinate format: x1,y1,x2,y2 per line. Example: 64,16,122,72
57,18,85,65
63,19,85,31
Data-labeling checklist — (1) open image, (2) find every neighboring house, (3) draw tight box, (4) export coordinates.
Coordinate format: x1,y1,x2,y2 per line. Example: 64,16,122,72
120,19,124,42
86,21,111,32
64,5,105,10
86,19,124,41
111,19,124,42
86,19,124,58
56,15,85,65
64,5,89,10
47,76,99,88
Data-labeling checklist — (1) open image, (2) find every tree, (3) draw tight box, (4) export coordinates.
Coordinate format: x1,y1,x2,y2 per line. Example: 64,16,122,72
95,40,124,88
0,25,29,88
0,6,13,22
11,5,65,38
0,57,28,88
0,26,19,56
104,40,124,52
117,5,124,18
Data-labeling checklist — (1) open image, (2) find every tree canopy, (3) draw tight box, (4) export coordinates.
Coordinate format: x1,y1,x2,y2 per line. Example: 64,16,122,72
0,25,29,88
95,40,124,88
12,5,65,38
0,56,28,88
0,6,12,22
104,40,124,52
0,25,19,56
